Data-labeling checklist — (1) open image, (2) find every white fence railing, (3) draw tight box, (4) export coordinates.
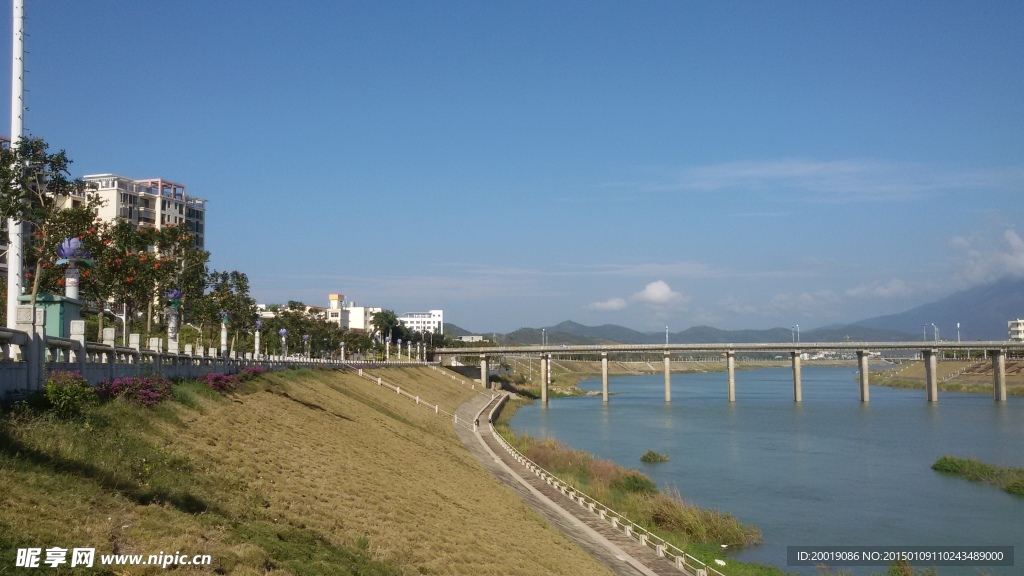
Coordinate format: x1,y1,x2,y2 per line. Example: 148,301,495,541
0,305,430,400
350,365,493,432
486,394,728,576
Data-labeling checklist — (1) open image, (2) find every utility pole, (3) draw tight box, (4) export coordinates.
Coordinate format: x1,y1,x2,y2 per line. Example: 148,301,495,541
6,0,25,329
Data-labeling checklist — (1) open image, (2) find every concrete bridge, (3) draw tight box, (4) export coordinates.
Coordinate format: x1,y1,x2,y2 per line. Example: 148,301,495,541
434,342,1024,403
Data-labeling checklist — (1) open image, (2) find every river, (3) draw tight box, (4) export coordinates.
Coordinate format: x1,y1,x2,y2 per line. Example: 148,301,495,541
509,365,1023,575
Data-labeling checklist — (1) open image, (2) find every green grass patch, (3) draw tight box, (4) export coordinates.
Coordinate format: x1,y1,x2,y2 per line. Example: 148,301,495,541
641,449,670,463
932,456,1024,495
230,522,398,576
0,372,403,575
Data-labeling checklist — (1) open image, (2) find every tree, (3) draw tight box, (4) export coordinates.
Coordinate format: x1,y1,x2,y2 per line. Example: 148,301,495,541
0,138,101,313
203,270,258,354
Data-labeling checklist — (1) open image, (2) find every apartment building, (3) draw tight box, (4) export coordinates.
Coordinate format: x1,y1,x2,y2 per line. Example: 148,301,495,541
398,310,444,334
1010,319,1024,342
84,175,207,249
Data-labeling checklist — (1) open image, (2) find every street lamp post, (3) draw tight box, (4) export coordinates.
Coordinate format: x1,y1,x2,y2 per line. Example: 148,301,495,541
165,288,183,350
56,237,92,301
254,320,262,359
220,312,229,357
104,303,128,346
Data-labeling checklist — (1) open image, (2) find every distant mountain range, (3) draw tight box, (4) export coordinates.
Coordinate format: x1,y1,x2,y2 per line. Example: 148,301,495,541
848,276,1024,341
448,276,1024,345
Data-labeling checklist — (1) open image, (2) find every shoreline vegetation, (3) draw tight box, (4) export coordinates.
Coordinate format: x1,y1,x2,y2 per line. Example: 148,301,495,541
932,456,1024,496
640,449,670,463
491,397,779,576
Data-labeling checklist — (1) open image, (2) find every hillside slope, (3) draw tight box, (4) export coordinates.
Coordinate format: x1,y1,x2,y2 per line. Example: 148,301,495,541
1,368,613,575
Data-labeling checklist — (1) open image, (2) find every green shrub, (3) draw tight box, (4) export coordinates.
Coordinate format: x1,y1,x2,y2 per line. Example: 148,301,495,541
44,371,96,419
611,472,658,495
640,449,669,463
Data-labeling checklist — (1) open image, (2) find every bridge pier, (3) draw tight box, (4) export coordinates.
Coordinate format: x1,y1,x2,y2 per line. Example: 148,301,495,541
601,352,609,403
857,350,870,402
664,352,671,403
726,351,736,402
791,351,802,402
992,349,1006,402
541,354,549,403
924,349,938,402
479,355,488,388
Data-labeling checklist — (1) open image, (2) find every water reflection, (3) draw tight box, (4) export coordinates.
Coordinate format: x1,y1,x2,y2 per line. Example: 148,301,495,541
510,366,1024,576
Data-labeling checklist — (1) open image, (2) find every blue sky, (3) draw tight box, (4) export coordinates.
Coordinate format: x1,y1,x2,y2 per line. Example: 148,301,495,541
4,1,1023,335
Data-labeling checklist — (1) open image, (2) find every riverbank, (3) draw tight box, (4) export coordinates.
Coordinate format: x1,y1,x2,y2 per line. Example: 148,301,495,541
1,367,615,575
492,395,795,576
873,359,1024,396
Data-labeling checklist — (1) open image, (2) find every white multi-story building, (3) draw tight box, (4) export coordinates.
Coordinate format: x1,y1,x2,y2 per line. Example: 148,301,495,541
83,174,207,249
325,294,382,333
398,310,444,334
1009,319,1024,342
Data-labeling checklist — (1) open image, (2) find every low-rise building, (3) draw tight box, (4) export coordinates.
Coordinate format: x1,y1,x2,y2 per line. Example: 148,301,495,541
324,294,381,333
398,310,444,334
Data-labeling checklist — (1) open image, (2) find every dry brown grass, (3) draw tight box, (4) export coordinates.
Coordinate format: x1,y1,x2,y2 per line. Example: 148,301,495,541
2,367,615,575
172,368,614,575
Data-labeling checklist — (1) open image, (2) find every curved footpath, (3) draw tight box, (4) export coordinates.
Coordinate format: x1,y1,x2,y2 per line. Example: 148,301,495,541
454,394,692,576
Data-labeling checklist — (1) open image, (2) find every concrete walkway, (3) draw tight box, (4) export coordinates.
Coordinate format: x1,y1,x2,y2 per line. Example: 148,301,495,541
454,393,692,576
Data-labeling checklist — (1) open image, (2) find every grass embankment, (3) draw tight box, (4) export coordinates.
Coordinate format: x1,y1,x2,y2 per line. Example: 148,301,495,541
874,360,1024,396
932,456,1024,495
2,367,616,575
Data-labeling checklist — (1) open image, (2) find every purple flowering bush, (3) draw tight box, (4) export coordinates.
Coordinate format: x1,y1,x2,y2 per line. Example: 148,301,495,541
98,376,174,407
238,366,267,381
204,372,240,393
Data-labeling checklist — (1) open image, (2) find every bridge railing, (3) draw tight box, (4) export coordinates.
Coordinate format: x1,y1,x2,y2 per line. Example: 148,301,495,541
486,394,727,576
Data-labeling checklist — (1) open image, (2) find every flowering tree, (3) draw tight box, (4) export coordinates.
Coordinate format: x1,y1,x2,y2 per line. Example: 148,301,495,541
0,138,100,312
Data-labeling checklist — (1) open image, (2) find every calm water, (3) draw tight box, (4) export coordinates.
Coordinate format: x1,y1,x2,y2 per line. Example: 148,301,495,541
509,366,1024,575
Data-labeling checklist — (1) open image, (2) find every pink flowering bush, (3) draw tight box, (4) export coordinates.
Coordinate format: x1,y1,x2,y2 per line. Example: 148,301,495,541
238,366,267,381
98,376,174,407
204,372,240,393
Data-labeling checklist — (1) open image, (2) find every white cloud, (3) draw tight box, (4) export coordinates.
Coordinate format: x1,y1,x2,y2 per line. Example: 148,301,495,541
951,229,1024,286
589,297,628,311
587,280,689,313
621,159,1024,202
845,279,915,299
631,280,685,306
